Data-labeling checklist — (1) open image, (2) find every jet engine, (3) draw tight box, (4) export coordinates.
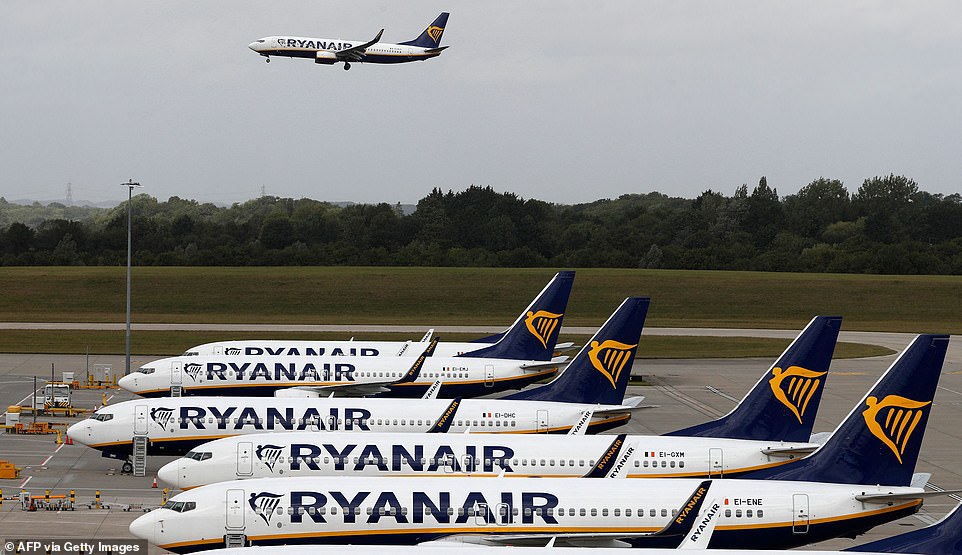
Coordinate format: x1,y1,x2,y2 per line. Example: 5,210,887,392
315,51,338,64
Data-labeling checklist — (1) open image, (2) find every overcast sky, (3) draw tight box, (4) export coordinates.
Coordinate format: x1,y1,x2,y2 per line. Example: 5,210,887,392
3,1,961,206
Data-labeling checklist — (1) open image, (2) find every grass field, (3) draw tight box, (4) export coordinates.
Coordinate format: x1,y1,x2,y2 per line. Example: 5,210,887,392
0,266,952,356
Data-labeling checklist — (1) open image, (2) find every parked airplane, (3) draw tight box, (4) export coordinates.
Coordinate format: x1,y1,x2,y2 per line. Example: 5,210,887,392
128,332,949,552
158,316,848,489
165,499,962,554
121,272,576,398
249,13,449,70
68,298,650,469
180,270,574,360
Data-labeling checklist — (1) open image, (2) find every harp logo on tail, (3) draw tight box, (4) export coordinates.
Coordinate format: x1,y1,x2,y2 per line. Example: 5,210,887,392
525,310,563,349
588,340,637,389
769,366,827,424
255,444,285,472
862,395,931,464
249,492,283,525
427,25,444,43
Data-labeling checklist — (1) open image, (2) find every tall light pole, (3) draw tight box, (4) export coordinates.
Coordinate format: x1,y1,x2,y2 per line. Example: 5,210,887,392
123,179,143,376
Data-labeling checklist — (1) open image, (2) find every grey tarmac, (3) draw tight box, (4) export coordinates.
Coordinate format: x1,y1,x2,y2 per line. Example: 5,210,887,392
0,341,960,553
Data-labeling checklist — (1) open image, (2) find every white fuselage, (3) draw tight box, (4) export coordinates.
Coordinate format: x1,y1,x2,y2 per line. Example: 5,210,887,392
182,339,486,358
119,353,558,398
158,431,815,489
249,37,440,64
67,396,635,460
128,475,923,553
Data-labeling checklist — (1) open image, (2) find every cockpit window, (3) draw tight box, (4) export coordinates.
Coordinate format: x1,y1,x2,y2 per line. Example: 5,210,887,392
139,368,155,374
184,451,212,461
183,351,198,356
92,413,114,422
162,501,196,512
257,39,265,43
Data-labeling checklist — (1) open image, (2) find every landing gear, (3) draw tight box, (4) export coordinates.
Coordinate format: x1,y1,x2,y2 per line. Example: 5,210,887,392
265,57,270,63
121,460,133,474
343,62,351,71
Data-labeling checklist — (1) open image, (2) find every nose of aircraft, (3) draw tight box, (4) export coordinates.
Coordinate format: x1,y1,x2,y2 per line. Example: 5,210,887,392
157,460,179,489
66,421,89,445
117,373,136,393
248,41,260,52
129,512,156,543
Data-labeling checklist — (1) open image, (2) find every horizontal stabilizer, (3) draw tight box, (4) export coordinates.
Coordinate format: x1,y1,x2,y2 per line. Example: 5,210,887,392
855,490,962,503
760,443,820,457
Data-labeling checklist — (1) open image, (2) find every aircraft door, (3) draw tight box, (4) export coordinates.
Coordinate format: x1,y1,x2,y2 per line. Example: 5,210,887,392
237,442,253,476
537,410,549,433
485,365,495,388
226,488,246,530
134,405,149,435
171,361,183,385
792,493,810,534
462,454,474,475
709,448,723,478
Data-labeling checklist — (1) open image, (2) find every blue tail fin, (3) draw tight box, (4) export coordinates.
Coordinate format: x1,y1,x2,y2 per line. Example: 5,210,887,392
665,316,842,442
744,334,948,486
847,501,962,554
400,13,448,48
503,297,649,405
458,271,574,361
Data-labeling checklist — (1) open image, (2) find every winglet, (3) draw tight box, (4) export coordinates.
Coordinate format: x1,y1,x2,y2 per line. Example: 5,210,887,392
427,398,462,433
650,480,714,539
421,378,443,400
678,497,723,549
394,336,439,385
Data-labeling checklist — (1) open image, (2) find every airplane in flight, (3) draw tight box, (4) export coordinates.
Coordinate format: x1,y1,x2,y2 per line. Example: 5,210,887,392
68,298,650,469
158,316,846,489
142,498,962,554
128,333,951,551
120,272,575,398
179,271,574,360
249,13,449,70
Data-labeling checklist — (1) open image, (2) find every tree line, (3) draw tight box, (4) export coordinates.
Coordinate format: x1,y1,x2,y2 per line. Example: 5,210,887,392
2,174,962,273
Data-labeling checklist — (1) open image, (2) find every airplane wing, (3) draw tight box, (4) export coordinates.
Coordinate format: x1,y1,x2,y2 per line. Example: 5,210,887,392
336,29,383,62
288,336,440,397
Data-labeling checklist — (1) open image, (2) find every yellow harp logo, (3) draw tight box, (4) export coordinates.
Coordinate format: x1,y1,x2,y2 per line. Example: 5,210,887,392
862,395,931,464
769,366,827,424
524,310,563,349
427,26,444,43
588,339,637,389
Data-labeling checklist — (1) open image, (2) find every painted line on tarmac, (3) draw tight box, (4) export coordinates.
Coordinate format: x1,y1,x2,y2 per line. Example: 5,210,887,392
937,385,962,396
1,386,44,418
19,475,32,488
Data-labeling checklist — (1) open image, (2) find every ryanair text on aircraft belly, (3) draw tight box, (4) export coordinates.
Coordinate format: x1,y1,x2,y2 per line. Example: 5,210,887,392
128,476,925,553
121,355,561,398
158,430,819,489
66,396,636,459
